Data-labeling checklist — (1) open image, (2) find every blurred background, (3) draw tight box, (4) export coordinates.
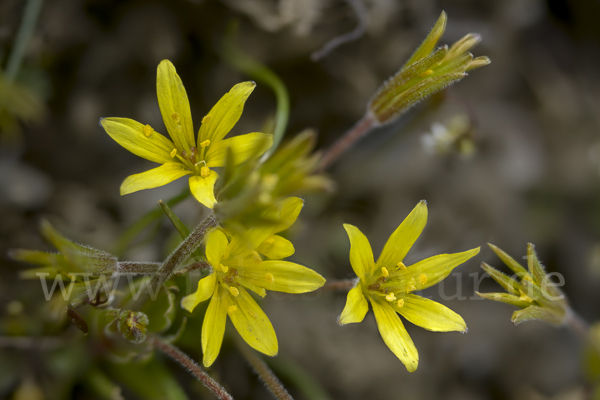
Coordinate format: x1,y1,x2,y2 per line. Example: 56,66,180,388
2,0,600,399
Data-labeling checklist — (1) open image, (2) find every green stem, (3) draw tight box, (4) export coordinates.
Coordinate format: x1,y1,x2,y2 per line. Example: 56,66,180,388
222,23,290,158
151,335,234,400
237,340,294,400
5,0,44,81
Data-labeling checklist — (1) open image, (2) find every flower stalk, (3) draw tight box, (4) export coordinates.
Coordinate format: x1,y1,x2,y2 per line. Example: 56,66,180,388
317,114,377,171
237,340,294,400
147,213,218,295
151,335,234,400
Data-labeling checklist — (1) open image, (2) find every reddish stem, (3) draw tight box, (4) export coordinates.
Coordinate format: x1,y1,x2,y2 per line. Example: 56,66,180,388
318,114,377,171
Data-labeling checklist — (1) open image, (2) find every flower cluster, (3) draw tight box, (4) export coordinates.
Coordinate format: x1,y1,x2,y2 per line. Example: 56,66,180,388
477,243,567,325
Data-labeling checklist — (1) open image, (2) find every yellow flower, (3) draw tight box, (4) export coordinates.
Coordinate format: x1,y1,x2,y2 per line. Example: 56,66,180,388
181,197,326,367
338,201,480,372
101,60,273,208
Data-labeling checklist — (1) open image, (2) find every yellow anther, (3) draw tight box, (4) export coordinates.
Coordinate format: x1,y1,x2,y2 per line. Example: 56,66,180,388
202,115,211,124
419,273,427,285
220,264,229,273
228,286,239,297
408,277,416,286
385,292,396,302
200,166,211,178
170,148,177,158
381,267,389,277
419,69,434,77
397,299,405,308
143,124,154,137
265,237,275,245
171,112,181,122
264,273,275,283
200,139,210,148
227,305,237,314
407,285,417,292
397,262,407,270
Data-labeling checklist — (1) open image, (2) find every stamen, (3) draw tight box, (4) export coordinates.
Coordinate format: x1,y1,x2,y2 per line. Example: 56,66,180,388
264,273,275,283
397,262,407,270
143,124,154,137
264,237,275,245
408,277,416,286
200,166,211,178
385,292,396,302
220,264,229,273
381,267,389,277
419,273,427,285
171,112,181,122
229,286,239,297
227,305,237,314
170,148,177,158
397,299,405,308
202,115,211,124
200,140,210,148
407,285,417,292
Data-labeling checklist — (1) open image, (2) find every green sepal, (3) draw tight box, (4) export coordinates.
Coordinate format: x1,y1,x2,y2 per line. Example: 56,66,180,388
511,305,565,326
481,262,520,295
475,291,531,308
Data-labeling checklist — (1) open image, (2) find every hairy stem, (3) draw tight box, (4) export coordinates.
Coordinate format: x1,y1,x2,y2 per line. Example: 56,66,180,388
317,114,377,171
151,336,234,400
322,279,356,291
237,341,294,400
148,213,218,294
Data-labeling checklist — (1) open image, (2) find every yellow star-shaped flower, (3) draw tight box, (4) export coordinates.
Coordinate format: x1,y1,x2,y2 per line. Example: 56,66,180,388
101,59,273,208
181,197,326,367
338,201,480,372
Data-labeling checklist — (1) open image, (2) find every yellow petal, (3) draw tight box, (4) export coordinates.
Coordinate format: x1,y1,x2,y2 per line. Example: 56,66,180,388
343,224,374,280
228,287,278,356
202,285,227,367
338,283,369,325
257,235,294,259
389,248,480,292
156,60,195,152
205,229,229,268
370,297,419,372
205,132,273,167
101,117,175,164
377,201,428,269
189,169,219,209
120,162,191,195
228,197,304,257
197,81,256,145
240,260,325,293
181,273,217,312
395,293,466,332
